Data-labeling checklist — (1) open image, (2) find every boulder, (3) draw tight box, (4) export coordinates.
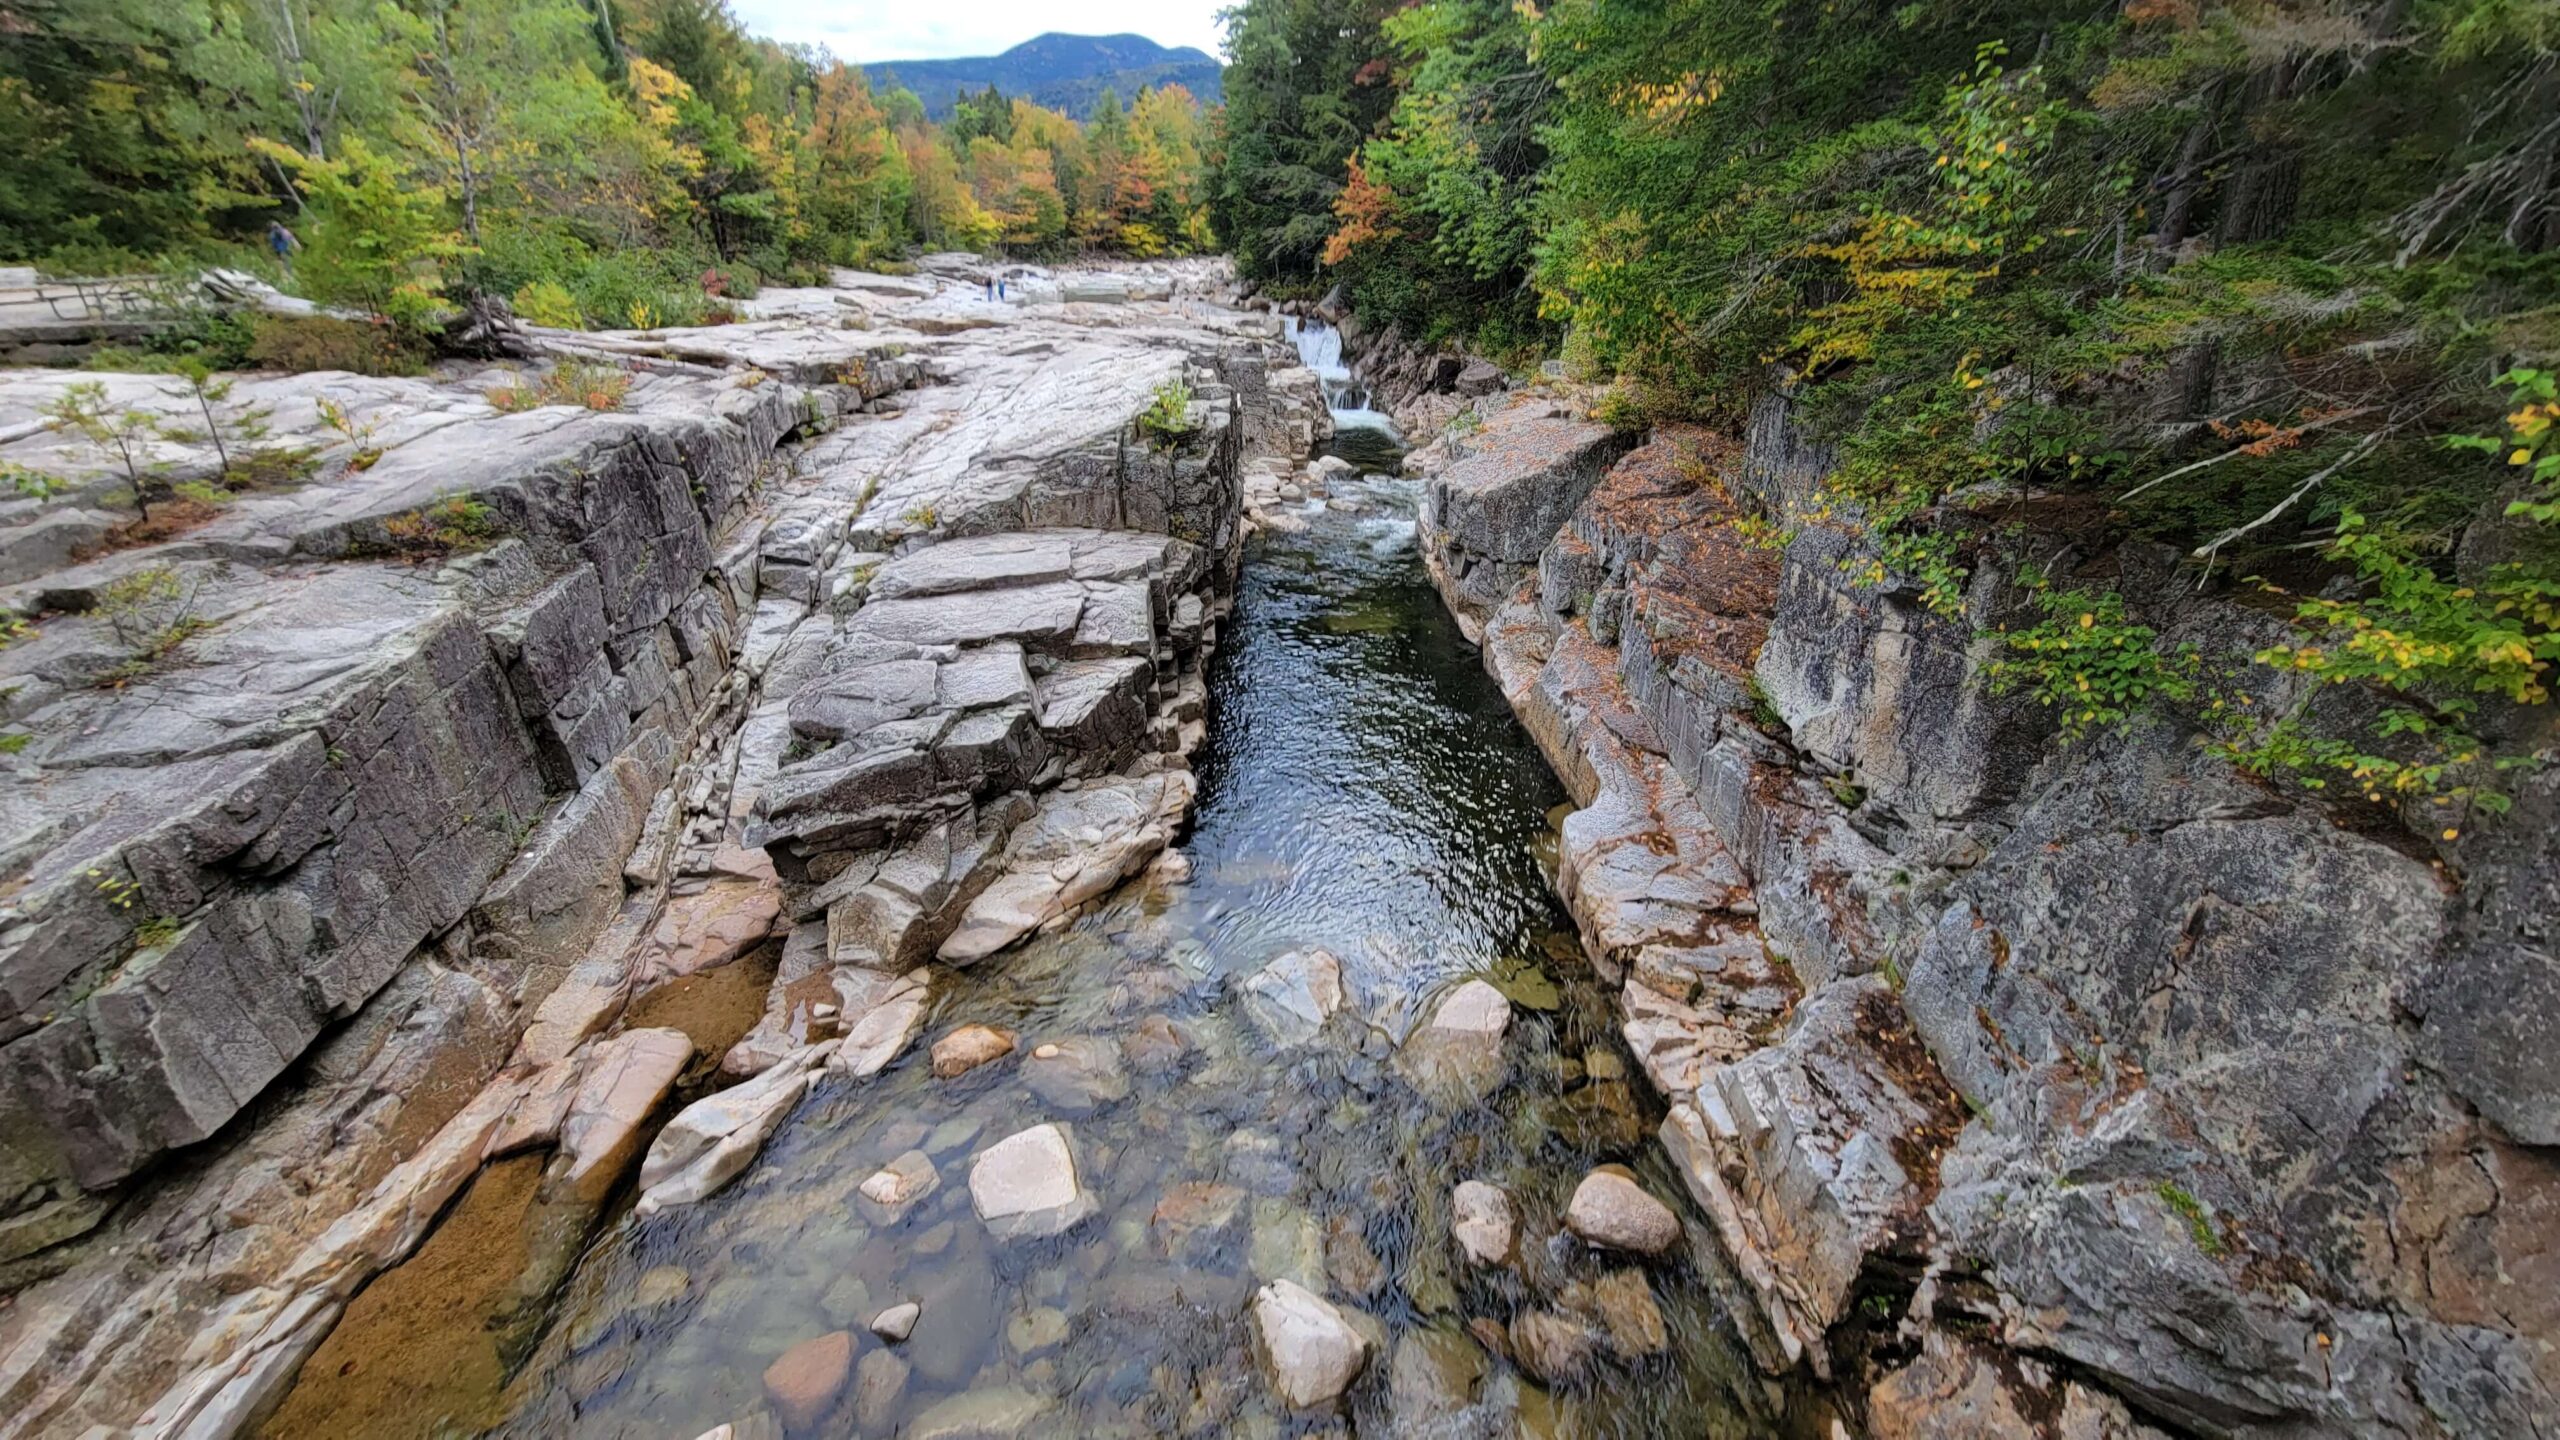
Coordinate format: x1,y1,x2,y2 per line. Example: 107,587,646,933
1564,1167,1681,1255
636,1044,825,1215
554,1027,693,1200
1451,1179,1516,1266
831,968,930,1076
1251,1278,1371,1410
968,1122,1097,1239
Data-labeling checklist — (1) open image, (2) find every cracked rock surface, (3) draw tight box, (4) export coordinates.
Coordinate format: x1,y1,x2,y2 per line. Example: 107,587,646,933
0,258,1292,1438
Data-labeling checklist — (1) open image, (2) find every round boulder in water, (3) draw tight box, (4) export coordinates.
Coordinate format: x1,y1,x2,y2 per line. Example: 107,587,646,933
1564,1167,1681,1256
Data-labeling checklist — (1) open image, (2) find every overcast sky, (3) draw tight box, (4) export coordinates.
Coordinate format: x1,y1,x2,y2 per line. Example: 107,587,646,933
730,1,1230,65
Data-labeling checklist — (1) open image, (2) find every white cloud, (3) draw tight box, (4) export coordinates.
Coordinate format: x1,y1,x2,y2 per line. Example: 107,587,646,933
729,1,1229,65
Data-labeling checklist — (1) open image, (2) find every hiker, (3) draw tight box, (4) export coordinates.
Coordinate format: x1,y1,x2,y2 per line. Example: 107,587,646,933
268,219,300,280
986,276,995,301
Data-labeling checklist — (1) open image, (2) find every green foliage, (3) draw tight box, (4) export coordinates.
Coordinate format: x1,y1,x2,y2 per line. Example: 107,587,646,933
250,135,461,325
510,280,584,328
1139,377,1197,440
131,915,184,951
2155,1181,2225,1257
366,494,500,557
1990,579,2200,741
1213,0,1398,284
43,381,172,520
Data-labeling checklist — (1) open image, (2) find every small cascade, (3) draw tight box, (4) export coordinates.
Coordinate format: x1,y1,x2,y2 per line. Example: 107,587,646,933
1284,314,1396,437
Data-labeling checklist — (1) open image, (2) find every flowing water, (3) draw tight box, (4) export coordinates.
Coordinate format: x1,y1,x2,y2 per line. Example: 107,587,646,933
482,472,1791,1438
1286,316,1405,464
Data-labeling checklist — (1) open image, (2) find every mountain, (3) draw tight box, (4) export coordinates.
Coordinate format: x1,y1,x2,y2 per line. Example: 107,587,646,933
863,32,1221,121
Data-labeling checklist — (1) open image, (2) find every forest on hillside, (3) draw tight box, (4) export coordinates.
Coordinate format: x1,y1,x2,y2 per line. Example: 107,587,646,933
2,0,1216,333
1214,0,2559,827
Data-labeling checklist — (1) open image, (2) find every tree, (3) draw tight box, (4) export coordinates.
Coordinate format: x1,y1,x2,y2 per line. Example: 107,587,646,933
798,65,912,264
1212,0,1398,284
378,0,606,245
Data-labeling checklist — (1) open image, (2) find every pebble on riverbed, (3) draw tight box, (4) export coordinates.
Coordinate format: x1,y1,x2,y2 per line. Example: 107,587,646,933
868,1301,920,1342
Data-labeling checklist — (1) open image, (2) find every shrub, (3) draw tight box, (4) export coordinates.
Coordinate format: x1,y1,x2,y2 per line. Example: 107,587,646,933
245,315,427,377
1989,579,2200,742
510,280,584,329
367,494,500,557
1138,378,1196,441
93,564,208,680
42,382,171,520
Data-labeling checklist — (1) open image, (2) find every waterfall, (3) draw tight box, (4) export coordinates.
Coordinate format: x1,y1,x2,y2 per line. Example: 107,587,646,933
1284,315,1395,437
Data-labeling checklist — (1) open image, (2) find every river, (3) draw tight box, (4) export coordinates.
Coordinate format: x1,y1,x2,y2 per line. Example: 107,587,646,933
269,310,1795,1440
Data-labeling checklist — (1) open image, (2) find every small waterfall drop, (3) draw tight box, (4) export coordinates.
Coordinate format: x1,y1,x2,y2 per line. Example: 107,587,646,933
1284,315,1400,442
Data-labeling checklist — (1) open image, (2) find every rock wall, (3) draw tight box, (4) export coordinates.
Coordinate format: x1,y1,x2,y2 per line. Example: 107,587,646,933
0,264,1287,1437
1414,390,2556,1438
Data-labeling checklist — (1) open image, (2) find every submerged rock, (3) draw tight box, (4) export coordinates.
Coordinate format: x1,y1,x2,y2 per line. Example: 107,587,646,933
855,1149,939,1223
1240,947,1350,1045
1399,977,1512,1099
1564,1167,1681,1256
1562,1269,1668,1359
853,1349,910,1432
1451,1179,1517,1267
1388,1327,1491,1428
903,1385,1051,1440
1251,1278,1372,1409
1152,1180,1250,1264
969,1122,1097,1239
1020,1035,1132,1114
931,1023,1017,1078
1508,1310,1599,1389
762,1329,854,1431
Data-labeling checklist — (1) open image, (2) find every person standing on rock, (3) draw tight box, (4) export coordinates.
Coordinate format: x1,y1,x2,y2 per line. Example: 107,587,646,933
268,219,300,281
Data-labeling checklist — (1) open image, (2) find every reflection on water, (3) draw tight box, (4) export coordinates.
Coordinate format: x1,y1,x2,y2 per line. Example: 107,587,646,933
495,485,1786,1438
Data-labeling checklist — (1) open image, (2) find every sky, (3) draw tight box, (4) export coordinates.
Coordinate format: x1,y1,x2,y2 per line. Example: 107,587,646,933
728,1,1230,65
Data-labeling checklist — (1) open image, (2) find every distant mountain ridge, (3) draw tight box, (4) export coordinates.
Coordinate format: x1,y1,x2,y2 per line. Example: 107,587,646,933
863,32,1222,121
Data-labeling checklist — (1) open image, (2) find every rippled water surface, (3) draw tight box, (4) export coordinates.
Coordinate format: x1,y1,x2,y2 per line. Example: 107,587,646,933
494,482,1787,1439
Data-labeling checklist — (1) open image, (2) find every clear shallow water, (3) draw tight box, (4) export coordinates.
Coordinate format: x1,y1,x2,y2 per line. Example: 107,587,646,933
491,486,1790,1439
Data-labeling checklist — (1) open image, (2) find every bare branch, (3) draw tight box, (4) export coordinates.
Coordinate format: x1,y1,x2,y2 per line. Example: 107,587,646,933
2189,430,2386,580
2118,406,2376,502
